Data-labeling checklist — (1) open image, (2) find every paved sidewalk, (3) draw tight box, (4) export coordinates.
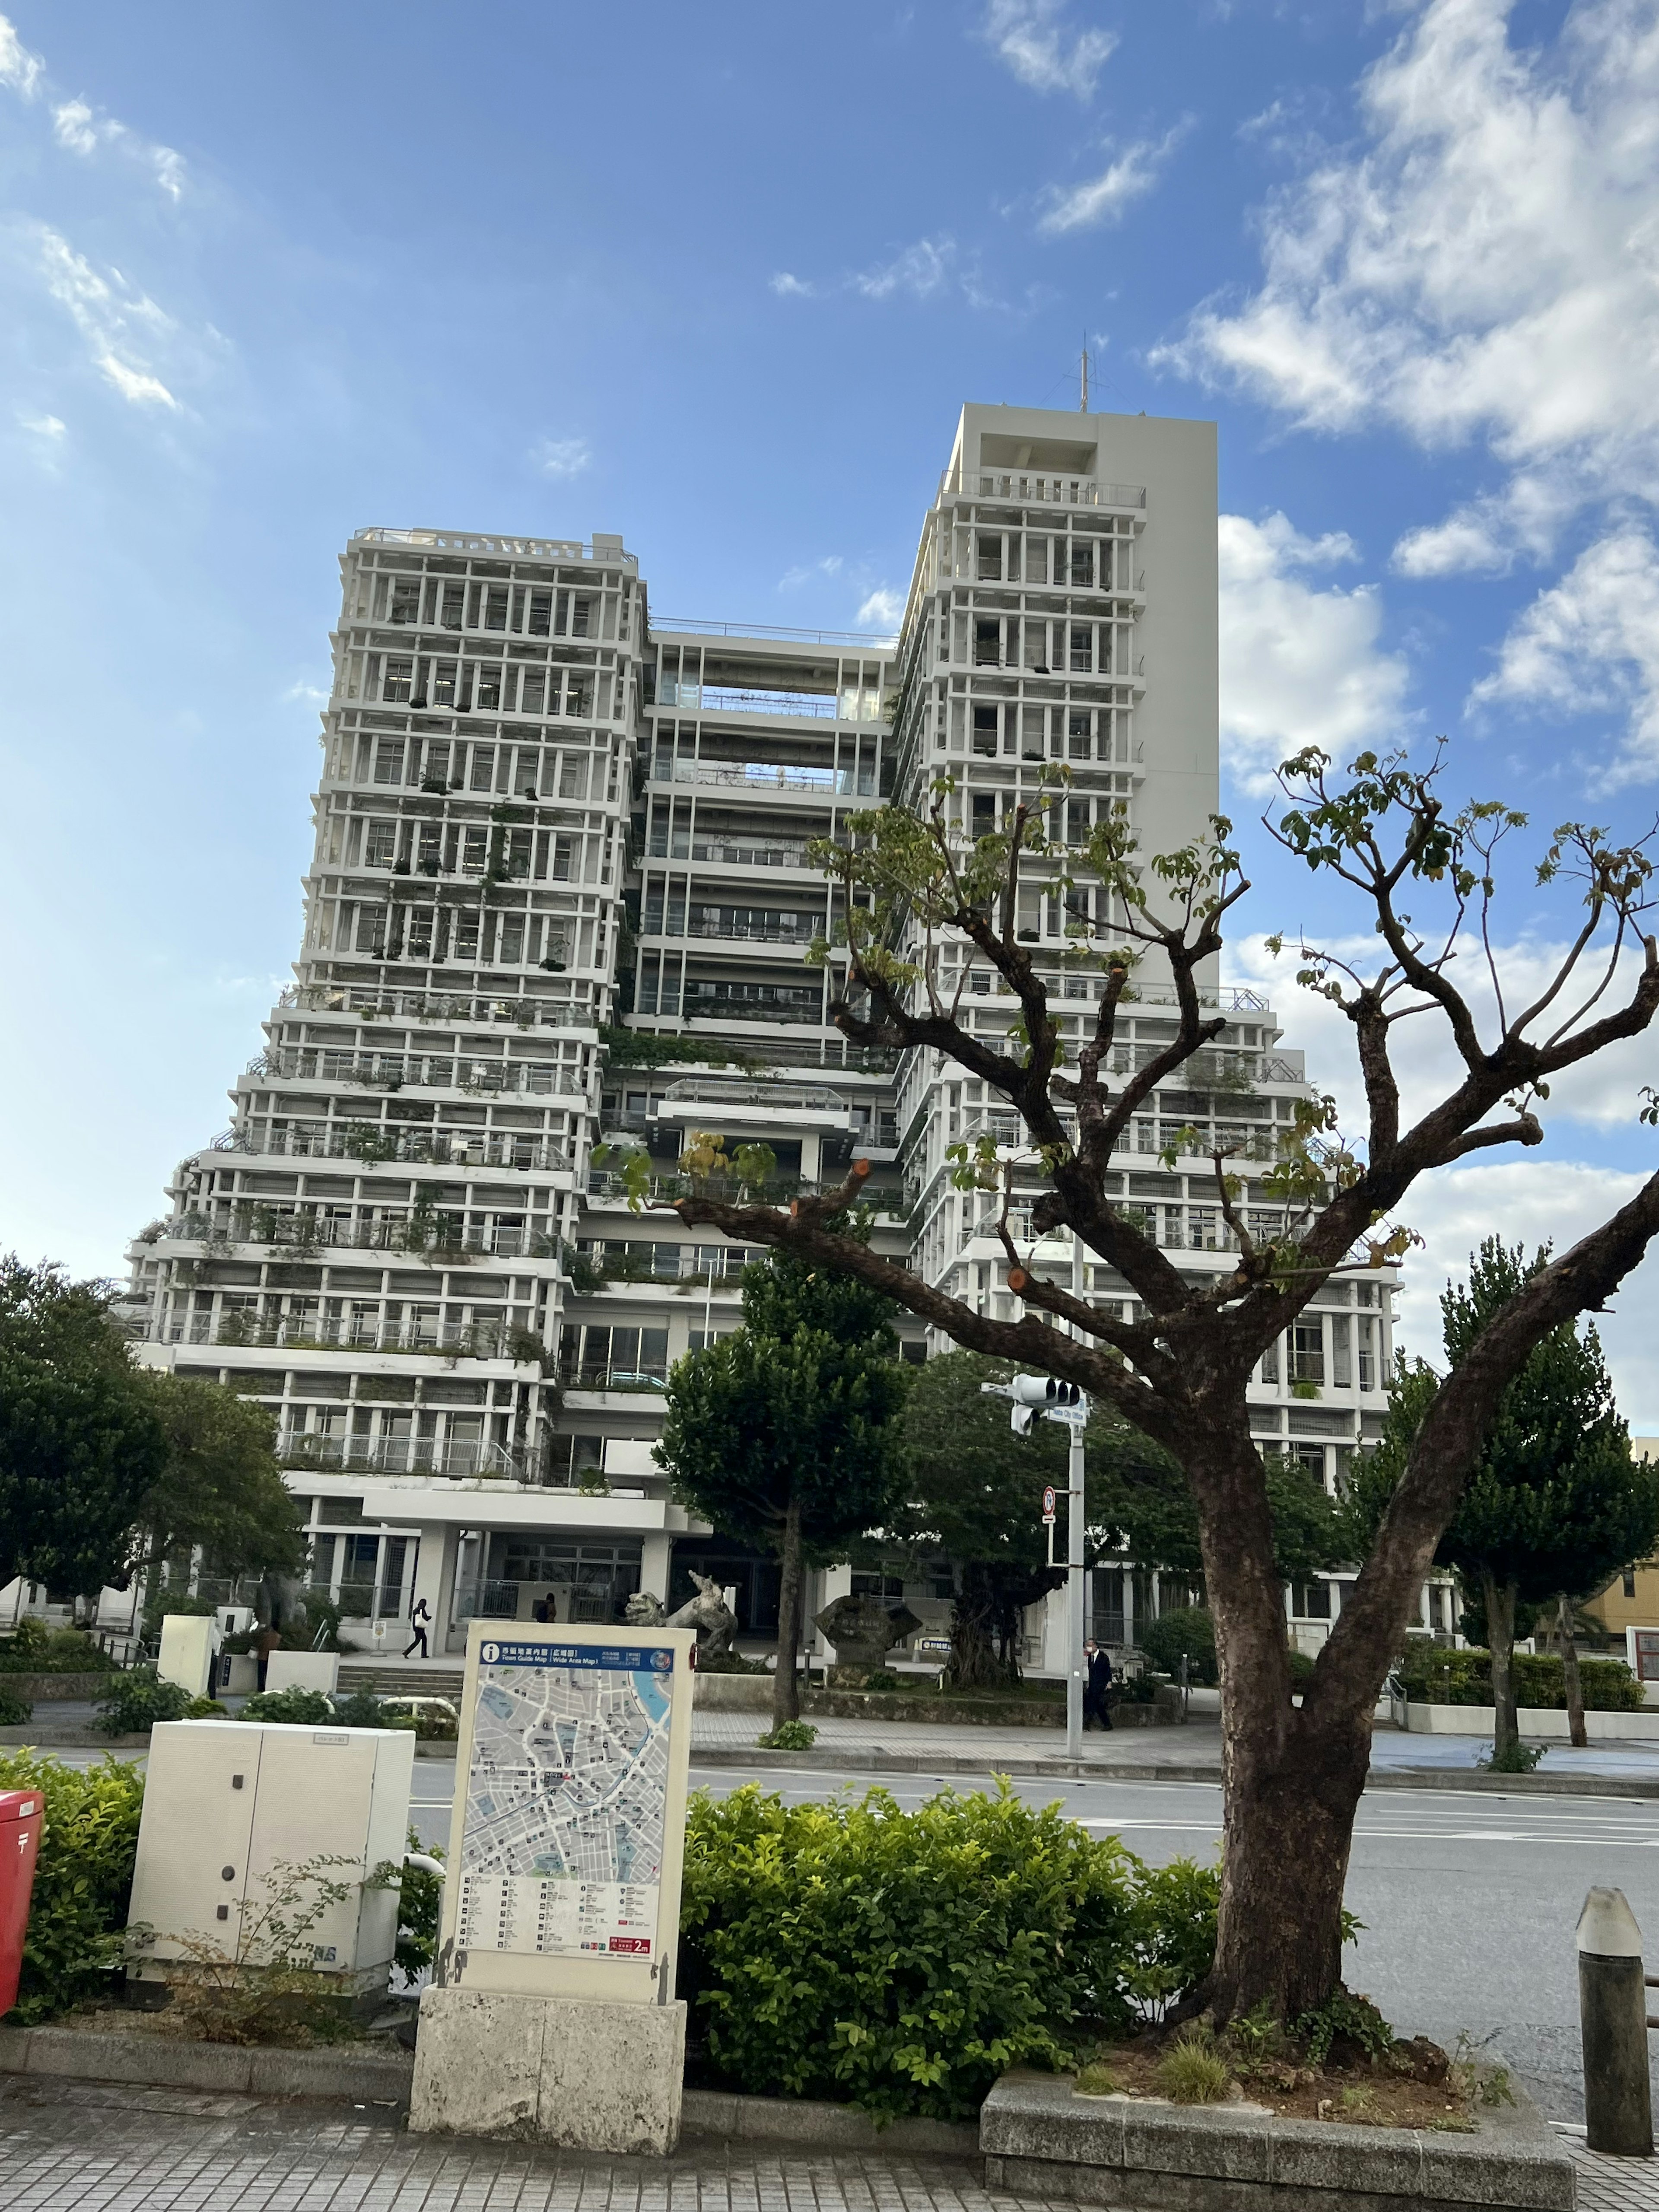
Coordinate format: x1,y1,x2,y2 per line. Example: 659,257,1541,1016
690,1710,1220,1767
6,2074,1656,2212
1,2077,1060,2212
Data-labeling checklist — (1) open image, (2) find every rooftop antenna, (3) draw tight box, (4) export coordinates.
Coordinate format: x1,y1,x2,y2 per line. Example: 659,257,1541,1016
1081,335,1090,413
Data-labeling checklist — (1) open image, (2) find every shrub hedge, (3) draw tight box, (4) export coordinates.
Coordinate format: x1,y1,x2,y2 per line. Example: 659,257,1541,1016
92,1669,196,1735
1139,1608,1218,1686
0,1622,117,1673
0,1750,146,2021
680,1782,1218,2120
1398,1645,1645,1711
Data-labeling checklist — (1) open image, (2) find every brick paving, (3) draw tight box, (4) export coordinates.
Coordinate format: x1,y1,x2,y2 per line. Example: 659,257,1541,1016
0,2077,1069,2212
1572,2141,1659,2212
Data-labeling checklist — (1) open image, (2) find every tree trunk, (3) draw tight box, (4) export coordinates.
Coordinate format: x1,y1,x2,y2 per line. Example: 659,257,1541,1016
1559,1595,1588,1749
947,1563,1020,1690
772,1499,804,1729
1484,1573,1519,1756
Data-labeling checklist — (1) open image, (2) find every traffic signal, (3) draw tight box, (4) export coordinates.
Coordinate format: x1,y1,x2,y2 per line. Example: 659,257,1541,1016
1007,1373,1084,1435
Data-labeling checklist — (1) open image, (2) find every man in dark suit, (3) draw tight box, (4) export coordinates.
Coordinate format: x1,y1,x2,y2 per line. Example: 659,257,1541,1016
1083,1640,1114,1729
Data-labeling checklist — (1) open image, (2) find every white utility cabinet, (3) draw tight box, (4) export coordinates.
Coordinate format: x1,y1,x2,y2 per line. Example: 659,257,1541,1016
127,1719,414,2004
265,1650,340,1695
157,1614,217,1697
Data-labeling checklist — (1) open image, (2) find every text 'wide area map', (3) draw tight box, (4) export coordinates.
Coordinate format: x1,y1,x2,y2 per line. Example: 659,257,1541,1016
456,1640,674,1961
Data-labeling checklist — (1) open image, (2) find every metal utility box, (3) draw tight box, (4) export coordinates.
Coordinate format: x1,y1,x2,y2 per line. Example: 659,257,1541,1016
127,1720,414,2005
158,1614,217,1698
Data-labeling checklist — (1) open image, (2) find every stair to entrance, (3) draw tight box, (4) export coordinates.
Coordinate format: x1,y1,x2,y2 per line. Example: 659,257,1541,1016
338,1659,467,1701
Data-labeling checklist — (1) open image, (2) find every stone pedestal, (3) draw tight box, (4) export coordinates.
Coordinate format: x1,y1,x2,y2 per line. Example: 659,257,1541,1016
408,1986,686,2154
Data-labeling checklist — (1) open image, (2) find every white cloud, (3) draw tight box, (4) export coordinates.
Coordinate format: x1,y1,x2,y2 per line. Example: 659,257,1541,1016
283,680,328,706
1468,527,1659,786
853,236,954,301
533,436,590,478
1037,130,1180,235
1224,930,1659,1416
35,228,180,408
769,272,814,297
1161,0,1659,575
52,93,186,200
779,556,843,591
0,13,42,98
980,0,1116,99
1217,513,1409,790
17,409,64,440
856,588,903,632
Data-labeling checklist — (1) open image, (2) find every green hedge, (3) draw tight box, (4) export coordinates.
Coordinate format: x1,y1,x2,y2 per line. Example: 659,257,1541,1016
1139,1608,1217,1687
680,1782,1218,2120
0,1751,146,2021
92,1669,196,1735
0,1624,117,1674
1398,1646,1646,1711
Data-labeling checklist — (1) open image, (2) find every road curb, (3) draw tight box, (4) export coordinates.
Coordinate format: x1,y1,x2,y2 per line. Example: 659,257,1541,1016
687,1743,1659,1799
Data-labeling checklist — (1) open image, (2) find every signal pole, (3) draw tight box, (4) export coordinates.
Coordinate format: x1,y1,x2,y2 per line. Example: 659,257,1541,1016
982,1373,1089,1757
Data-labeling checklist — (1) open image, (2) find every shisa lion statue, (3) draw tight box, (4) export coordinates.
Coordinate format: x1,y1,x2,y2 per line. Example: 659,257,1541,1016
814,1592,922,1687
625,1573,737,1662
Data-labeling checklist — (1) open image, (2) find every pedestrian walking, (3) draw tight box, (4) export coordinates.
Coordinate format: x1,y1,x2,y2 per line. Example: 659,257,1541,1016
404,1596,431,1660
1083,1639,1114,1729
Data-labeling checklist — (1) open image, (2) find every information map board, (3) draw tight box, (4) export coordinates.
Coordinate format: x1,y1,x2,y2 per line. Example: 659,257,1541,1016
438,1621,696,2004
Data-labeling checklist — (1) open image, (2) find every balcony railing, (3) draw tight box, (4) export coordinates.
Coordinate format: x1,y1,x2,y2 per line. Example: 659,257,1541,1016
162,1316,537,1361
279,984,580,1031
354,526,636,569
944,469,1146,509
657,682,884,725
659,1077,849,1113
213,1126,568,1172
278,1433,522,1479
652,756,876,795
680,996,826,1027
646,834,818,871
557,1361,669,1392
160,1211,552,1259
256,1046,582,1096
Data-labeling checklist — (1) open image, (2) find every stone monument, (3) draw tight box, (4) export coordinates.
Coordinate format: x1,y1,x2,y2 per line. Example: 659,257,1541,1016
814,1592,922,1687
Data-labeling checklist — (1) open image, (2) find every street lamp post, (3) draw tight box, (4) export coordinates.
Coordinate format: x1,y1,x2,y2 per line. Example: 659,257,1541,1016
982,1375,1089,1757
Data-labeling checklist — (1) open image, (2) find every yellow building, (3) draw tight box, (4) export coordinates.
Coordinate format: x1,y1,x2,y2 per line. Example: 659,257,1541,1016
1589,1440,1659,1679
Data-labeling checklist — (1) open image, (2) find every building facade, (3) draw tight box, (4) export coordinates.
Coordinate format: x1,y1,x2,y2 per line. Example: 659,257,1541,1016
120,404,1402,1664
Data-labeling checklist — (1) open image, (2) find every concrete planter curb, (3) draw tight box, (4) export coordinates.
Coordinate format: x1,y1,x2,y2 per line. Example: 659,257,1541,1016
681,2088,979,2158
979,2069,1575,2212
0,2023,414,2105
0,1726,150,1750
693,1673,1183,1729
1405,1702,1655,1741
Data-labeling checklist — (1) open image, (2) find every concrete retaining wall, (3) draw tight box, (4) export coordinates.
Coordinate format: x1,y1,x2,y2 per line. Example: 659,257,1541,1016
0,1672,118,1701
1405,1700,1658,1739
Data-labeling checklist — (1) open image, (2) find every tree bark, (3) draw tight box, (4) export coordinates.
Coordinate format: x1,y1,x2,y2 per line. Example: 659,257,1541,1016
1484,1573,1519,1756
947,1564,1018,1690
1560,1595,1588,1748
772,1499,804,1729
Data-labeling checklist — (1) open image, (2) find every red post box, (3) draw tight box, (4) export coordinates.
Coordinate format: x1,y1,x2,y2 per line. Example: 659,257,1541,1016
0,1787,44,2018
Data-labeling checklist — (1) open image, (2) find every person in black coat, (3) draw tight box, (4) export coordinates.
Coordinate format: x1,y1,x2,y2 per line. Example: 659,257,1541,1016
1083,1640,1114,1729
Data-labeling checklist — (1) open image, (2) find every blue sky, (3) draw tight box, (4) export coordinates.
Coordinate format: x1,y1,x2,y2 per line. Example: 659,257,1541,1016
2,0,1656,1415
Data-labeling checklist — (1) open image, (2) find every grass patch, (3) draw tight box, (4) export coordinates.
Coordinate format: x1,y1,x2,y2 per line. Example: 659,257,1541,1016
1156,2027,1234,2105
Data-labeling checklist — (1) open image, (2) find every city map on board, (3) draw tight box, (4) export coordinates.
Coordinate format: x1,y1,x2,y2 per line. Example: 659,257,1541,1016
455,1640,674,1961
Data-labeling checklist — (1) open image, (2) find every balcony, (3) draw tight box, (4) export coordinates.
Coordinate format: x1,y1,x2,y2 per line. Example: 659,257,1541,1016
657,682,884,725
213,1126,568,1173
557,1360,669,1392
650,757,876,798
645,832,818,872
279,984,579,1031
161,1210,552,1260
354,526,636,570
945,469,1145,510
255,1046,582,1096
163,1315,539,1362
278,1433,523,1479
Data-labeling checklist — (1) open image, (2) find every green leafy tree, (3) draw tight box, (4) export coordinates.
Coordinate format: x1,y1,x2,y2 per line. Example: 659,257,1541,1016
1348,1239,1659,1758
896,1352,1342,1688
655,1242,909,1727
137,1374,306,1594
0,1257,166,1597
620,743,1659,2024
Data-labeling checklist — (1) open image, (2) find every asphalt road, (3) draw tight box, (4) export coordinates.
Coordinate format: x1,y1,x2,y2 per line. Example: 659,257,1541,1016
410,1754,1659,2123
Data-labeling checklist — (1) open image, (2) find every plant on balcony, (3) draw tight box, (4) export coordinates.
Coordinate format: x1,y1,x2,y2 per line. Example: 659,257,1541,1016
342,1124,398,1163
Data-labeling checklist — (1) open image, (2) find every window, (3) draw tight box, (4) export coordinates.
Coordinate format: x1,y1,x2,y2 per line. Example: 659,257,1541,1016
382,657,413,703
1290,1320,1325,1385
1070,541,1095,587
389,578,420,624
971,793,997,837
1331,1315,1351,1388
528,590,552,636
559,752,588,798
372,739,405,785
439,581,465,630
1625,1568,1638,1599
974,620,1001,667
1290,1579,1332,1620
484,585,509,631
899,1342,926,1366
569,595,591,637
476,664,502,710
365,822,397,866
520,668,547,715
1068,709,1092,760
1068,624,1093,672
976,535,1002,581
432,659,458,707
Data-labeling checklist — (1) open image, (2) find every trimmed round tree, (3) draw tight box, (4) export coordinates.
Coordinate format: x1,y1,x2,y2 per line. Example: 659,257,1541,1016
655,1244,909,1728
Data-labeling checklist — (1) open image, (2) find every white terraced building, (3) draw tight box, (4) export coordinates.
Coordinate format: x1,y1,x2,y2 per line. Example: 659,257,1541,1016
111,402,1423,1671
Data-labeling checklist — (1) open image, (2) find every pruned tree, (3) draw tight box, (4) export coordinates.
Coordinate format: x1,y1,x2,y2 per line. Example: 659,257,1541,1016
137,1374,308,1594
610,743,1659,2022
1348,1239,1659,1760
654,1242,909,1729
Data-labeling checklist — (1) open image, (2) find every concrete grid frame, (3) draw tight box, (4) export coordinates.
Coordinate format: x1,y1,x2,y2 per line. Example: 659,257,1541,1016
107,404,1412,1672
